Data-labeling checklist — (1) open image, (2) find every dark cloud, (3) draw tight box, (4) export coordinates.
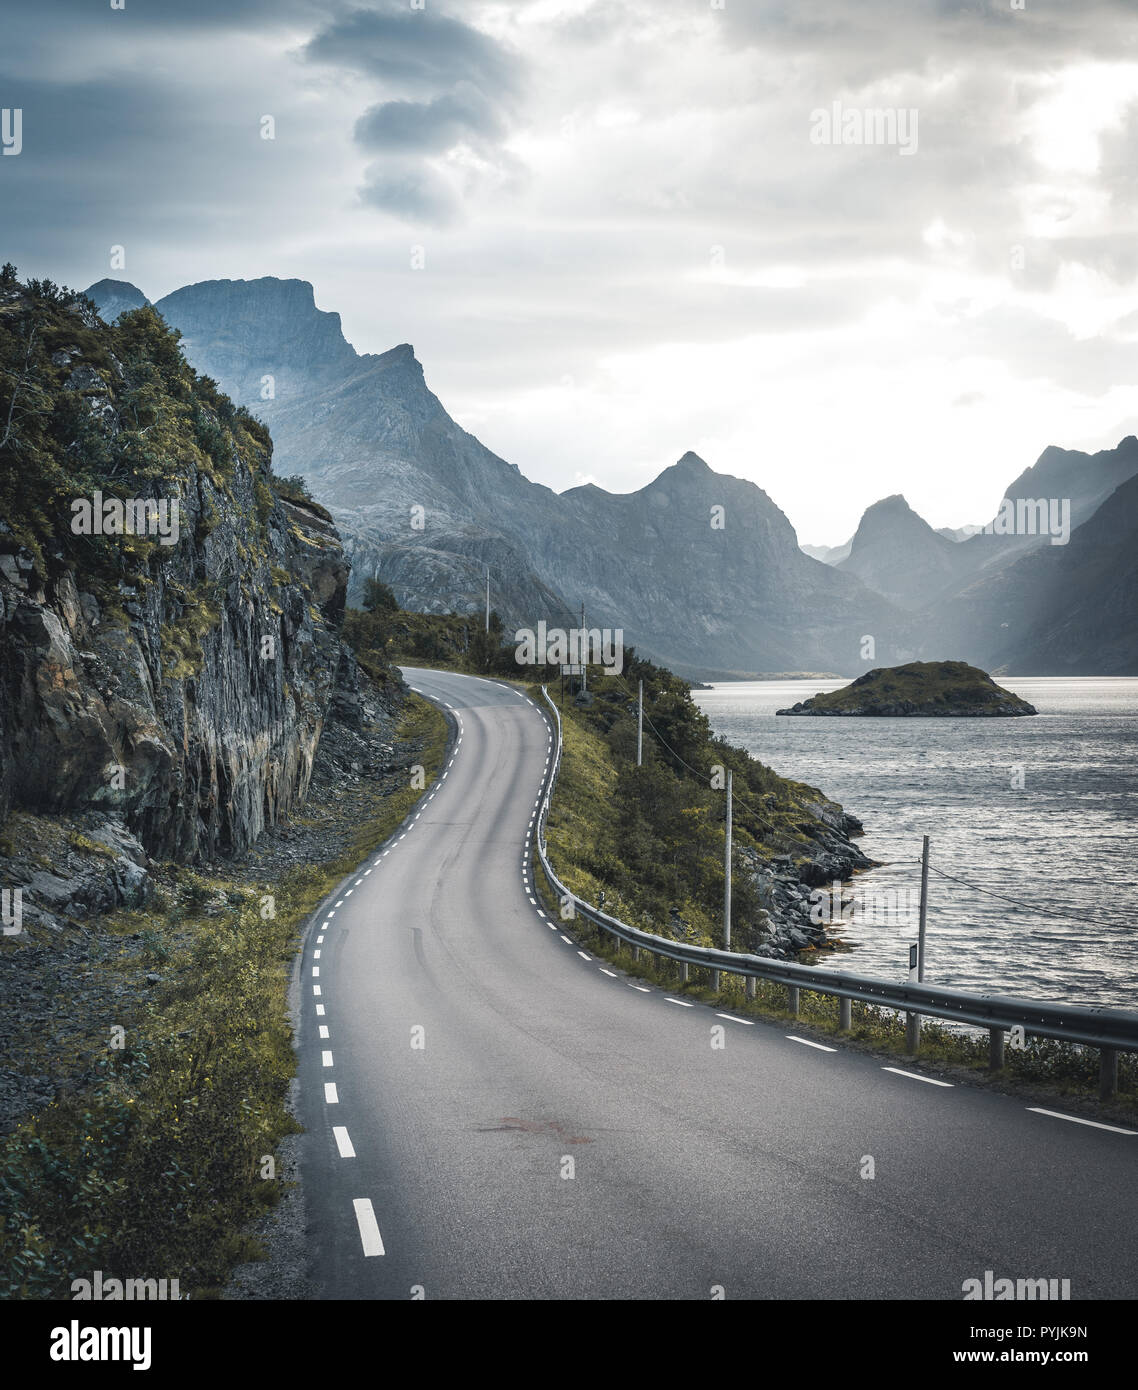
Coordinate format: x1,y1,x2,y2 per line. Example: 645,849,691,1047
304,5,522,96
306,5,526,225
354,83,506,153
357,162,459,224
15,0,323,32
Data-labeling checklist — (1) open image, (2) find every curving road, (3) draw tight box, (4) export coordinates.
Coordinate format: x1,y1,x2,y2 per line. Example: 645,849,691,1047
297,667,1136,1301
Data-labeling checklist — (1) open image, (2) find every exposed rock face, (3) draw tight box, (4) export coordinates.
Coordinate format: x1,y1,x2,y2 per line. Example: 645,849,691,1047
931,471,1138,675
84,279,150,324
838,494,973,610
0,282,367,863
801,439,1138,672
92,276,910,678
777,661,1037,717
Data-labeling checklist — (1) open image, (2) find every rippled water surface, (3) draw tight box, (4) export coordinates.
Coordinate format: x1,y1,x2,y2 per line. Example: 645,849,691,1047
692,678,1138,1008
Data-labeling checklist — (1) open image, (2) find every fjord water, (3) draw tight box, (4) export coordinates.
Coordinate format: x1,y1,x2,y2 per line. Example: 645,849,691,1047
693,678,1138,1009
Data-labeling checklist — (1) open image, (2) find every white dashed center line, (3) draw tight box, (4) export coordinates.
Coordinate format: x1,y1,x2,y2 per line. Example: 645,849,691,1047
352,1198,385,1257
324,1083,338,1104
787,1035,836,1052
333,1126,357,1159
882,1066,953,1087
716,1013,754,1026
1027,1107,1136,1135
321,1050,334,1067
665,998,694,1008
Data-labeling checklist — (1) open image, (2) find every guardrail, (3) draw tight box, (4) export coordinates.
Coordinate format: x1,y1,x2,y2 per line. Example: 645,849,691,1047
534,686,1138,1100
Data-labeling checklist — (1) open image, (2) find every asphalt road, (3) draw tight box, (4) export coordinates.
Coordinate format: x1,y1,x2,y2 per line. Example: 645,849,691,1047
298,667,1136,1300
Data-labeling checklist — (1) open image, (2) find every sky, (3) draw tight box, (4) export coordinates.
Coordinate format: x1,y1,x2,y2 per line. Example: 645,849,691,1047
2,0,1137,545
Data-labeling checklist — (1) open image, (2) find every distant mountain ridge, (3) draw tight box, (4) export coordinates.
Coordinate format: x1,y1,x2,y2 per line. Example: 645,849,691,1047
85,276,908,678
83,276,1138,675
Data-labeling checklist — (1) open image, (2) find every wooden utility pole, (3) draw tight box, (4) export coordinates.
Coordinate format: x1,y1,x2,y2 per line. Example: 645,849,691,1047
723,770,733,949
485,568,490,633
637,679,643,766
918,834,930,981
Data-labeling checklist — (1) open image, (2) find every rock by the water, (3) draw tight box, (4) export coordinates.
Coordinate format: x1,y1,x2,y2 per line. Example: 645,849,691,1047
776,660,1037,717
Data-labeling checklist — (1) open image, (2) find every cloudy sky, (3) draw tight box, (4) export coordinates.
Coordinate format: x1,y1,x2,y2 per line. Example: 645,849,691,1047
3,0,1137,544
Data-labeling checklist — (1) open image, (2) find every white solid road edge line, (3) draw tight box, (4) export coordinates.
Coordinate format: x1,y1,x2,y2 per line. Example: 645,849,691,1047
352,1198,386,1257
1027,1107,1137,1136
333,1126,357,1158
787,1034,837,1052
882,1066,954,1087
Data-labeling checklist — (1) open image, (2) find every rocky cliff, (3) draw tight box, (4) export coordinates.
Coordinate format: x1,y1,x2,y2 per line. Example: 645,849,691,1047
86,277,909,678
837,494,973,611
0,272,367,867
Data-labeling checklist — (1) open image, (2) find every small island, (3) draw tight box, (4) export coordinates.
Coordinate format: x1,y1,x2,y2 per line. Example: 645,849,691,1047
776,661,1038,717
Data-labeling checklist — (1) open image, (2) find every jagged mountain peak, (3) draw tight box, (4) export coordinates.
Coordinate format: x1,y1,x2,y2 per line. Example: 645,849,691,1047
674,450,711,471
83,279,150,323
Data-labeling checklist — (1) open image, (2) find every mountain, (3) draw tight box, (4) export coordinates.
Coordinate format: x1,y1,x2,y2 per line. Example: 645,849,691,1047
84,278,149,323
837,494,973,610
954,435,1138,578
800,537,852,565
88,276,908,678
2,277,365,865
929,472,1138,674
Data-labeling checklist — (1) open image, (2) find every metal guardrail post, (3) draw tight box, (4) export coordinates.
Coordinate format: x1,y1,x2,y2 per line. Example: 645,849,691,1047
839,996,852,1032
711,969,720,991
746,976,756,1002
1100,1048,1118,1100
681,962,690,983
905,1012,921,1054
989,1027,1005,1071
787,985,799,1016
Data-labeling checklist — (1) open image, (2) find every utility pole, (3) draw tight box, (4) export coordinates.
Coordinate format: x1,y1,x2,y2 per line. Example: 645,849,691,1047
917,833,930,981
723,770,733,949
485,567,490,633
906,834,931,1056
637,679,643,766
580,601,587,693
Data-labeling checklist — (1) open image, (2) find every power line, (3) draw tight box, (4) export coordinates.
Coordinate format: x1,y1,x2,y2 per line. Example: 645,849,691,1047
923,861,1103,927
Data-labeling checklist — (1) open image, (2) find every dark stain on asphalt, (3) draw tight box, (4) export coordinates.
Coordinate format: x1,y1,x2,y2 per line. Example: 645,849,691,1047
477,1117,594,1144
